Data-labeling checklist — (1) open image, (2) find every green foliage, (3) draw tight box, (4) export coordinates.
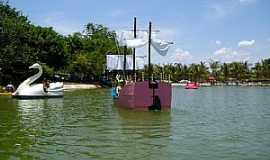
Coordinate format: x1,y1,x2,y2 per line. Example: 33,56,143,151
41,64,54,77
0,86,5,92
0,2,70,84
0,2,269,85
0,2,118,84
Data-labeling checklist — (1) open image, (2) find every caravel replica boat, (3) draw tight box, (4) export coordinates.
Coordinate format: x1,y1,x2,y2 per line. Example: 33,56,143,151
110,18,173,110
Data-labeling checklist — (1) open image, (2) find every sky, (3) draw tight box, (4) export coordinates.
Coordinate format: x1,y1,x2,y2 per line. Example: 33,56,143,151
8,0,270,64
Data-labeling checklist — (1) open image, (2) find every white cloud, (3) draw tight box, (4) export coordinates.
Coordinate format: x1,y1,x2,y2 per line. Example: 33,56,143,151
214,48,236,56
238,40,255,47
41,12,82,35
172,48,193,63
209,4,228,19
213,47,250,62
155,28,176,42
215,40,221,45
205,0,256,20
239,0,256,4
110,9,125,18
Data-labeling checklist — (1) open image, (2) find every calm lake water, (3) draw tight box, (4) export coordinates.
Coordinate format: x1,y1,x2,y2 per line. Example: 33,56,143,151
0,87,270,159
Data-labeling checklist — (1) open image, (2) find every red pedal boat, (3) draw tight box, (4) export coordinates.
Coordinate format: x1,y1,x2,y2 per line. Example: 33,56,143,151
185,82,200,89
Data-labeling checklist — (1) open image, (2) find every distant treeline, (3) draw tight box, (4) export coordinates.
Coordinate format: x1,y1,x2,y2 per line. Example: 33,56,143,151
0,2,270,85
142,60,270,83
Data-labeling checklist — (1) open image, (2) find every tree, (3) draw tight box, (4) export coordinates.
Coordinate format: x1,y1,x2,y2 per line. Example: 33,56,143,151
198,61,209,82
209,60,220,79
0,2,69,84
253,62,263,79
221,63,229,81
262,58,270,79
1,2,270,85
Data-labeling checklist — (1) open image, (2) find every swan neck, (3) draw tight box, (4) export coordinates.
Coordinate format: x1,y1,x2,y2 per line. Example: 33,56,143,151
28,65,43,85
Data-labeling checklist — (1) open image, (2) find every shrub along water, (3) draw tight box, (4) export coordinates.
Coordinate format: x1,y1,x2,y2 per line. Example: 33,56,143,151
0,1,269,86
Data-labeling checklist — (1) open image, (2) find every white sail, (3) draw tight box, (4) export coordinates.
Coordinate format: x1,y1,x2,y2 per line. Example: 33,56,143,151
126,38,148,48
106,55,146,71
151,32,172,56
116,30,172,56
116,31,148,48
151,38,172,56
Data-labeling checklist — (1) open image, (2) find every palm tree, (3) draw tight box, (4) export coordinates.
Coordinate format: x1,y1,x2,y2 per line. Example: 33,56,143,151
230,62,241,81
253,62,263,79
221,63,229,82
262,58,270,79
182,64,189,80
242,61,251,80
152,64,162,80
198,61,209,82
174,63,183,81
163,64,175,81
188,63,199,82
209,60,220,79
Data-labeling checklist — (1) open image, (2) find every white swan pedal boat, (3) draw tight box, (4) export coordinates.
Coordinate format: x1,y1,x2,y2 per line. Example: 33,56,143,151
12,63,64,99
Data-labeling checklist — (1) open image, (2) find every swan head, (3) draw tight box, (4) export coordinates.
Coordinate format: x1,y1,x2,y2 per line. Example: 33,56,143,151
29,63,41,69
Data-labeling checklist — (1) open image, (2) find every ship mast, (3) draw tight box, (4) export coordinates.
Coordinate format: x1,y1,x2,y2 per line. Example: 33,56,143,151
123,45,127,81
133,17,136,80
148,21,152,84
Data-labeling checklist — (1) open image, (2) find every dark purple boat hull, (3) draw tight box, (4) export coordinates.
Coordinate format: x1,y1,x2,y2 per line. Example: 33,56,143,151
114,81,171,110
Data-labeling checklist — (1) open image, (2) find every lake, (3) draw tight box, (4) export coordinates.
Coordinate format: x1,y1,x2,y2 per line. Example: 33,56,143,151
0,87,270,159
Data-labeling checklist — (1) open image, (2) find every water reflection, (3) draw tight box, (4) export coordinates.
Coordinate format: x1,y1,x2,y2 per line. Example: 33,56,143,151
16,99,63,126
1,87,270,159
0,98,63,159
114,107,172,159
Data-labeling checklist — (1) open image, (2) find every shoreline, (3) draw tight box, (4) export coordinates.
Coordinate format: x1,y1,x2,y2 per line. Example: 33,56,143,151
0,83,102,95
63,82,102,90
0,92,12,96
172,82,270,87
1,82,269,95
